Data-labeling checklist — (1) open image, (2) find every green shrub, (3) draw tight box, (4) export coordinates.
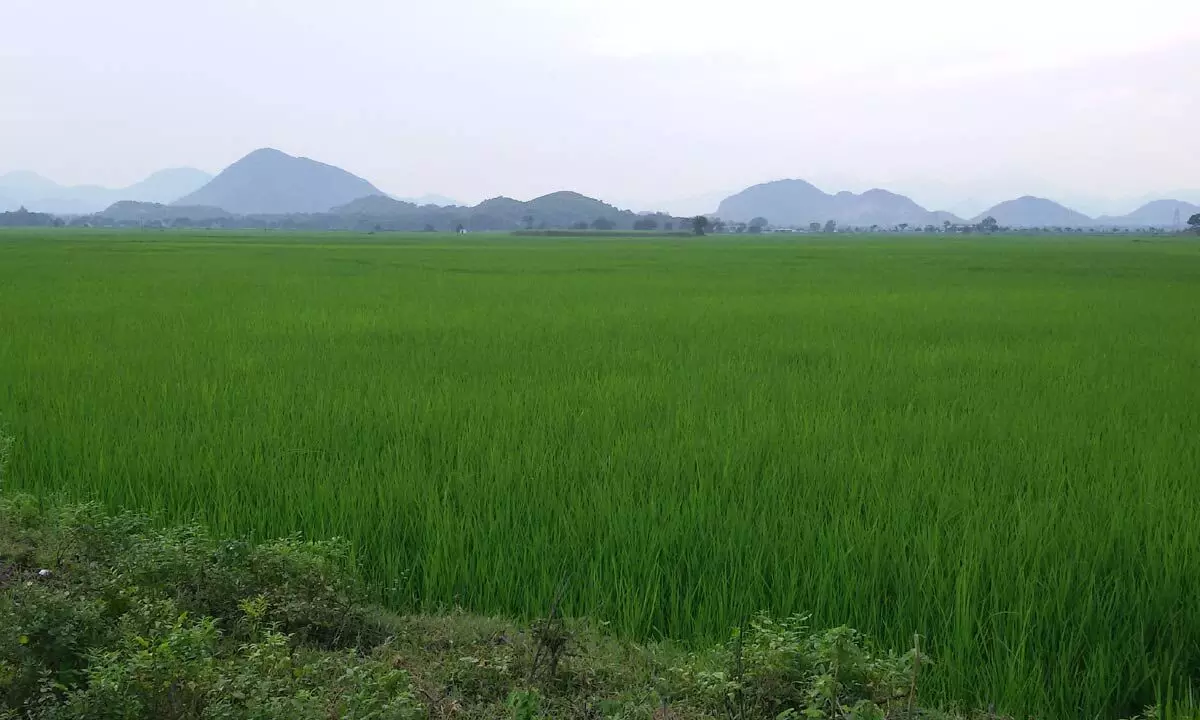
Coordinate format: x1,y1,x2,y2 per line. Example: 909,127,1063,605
0,494,407,719
671,613,925,719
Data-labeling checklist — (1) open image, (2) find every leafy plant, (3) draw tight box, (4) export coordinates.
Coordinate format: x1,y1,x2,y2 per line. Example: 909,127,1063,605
672,614,925,720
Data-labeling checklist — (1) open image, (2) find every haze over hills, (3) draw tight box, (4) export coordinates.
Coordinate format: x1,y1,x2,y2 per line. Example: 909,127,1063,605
6,148,1198,230
328,190,652,231
0,168,212,214
174,148,382,215
1094,199,1200,227
396,194,460,207
713,180,1197,228
717,179,965,227
970,196,1093,228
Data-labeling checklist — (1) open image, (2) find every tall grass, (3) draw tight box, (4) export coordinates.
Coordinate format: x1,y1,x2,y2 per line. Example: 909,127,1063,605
2,229,1199,717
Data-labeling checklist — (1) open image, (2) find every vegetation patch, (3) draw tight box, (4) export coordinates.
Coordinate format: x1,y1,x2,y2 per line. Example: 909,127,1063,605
2,231,1200,717
0,494,1020,719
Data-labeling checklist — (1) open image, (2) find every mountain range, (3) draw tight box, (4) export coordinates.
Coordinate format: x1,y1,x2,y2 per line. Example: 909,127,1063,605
717,180,963,227
5,149,1198,229
173,148,382,215
716,180,1198,229
0,168,212,214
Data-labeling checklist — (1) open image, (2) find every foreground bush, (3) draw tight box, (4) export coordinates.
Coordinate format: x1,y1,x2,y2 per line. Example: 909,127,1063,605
0,495,413,718
7,493,1158,719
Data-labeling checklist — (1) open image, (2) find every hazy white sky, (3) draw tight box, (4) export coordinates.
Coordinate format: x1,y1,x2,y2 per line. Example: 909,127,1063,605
3,0,1198,214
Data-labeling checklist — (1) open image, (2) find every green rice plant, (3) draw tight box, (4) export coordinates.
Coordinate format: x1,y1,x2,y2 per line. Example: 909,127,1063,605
2,228,1199,718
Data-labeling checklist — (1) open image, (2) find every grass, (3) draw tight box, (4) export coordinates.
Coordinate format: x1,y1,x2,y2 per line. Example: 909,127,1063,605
1,228,1199,718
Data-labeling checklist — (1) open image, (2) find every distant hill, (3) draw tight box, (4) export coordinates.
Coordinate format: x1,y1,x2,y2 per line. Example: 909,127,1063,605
524,191,636,227
124,169,215,204
329,190,643,231
100,201,232,223
973,196,1094,227
0,168,212,214
716,179,962,227
174,148,382,215
332,195,419,216
1094,199,1200,227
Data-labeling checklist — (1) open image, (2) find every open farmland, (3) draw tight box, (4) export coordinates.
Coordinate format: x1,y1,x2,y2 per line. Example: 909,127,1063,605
1,229,1199,718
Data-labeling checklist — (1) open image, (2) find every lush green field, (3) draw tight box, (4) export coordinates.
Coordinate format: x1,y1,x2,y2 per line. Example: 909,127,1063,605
2,229,1199,718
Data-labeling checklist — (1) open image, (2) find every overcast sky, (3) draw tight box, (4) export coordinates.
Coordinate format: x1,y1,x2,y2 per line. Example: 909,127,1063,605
3,0,1198,215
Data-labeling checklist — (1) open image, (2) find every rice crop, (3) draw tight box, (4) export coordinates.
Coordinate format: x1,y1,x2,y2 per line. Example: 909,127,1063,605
2,229,1198,718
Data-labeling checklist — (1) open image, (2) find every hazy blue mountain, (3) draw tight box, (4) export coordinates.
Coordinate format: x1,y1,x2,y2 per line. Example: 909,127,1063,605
123,168,214,204
0,168,212,214
1094,199,1200,227
175,148,382,214
717,179,961,227
972,196,1094,227
332,195,419,215
0,171,62,198
525,191,631,223
322,191,645,231
101,201,231,223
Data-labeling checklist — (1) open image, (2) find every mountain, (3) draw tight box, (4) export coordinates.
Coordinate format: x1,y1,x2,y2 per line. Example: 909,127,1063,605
1094,199,1200,227
0,168,212,214
284,190,649,232
174,148,382,215
123,169,215,204
972,196,1093,227
332,195,419,215
100,201,232,223
716,179,962,227
0,171,61,198
524,191,634,226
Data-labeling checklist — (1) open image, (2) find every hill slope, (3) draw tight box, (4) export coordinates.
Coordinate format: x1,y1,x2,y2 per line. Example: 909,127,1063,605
332,195,420,216
100,200,232,223
973,196,1093,227
1095,199,1200,227
175,148,382,214
0,169,212,214
717,179,961,227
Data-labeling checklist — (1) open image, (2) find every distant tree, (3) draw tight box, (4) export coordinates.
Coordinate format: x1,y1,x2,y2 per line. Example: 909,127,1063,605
691,216,709,236
633,217,659,231
923,224,935,233
664,221,674,231
1188,213,1200,232
943,220,951,231
592,216,615,231
749,217,768,232
869,224,879,232
809,222,821,232
423,224,436,232
734,223,748,234
823,219,837,233
898,223,909,232
712,220,727,233
979,216,999,233
522,215,535,230
571,221,590,230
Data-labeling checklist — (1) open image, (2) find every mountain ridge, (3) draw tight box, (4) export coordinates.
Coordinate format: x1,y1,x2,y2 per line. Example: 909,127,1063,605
0,168,212,214
174,148,383,215
716,179,966,228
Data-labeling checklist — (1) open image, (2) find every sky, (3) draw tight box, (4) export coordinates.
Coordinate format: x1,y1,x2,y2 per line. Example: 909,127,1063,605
3,0,1198,216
